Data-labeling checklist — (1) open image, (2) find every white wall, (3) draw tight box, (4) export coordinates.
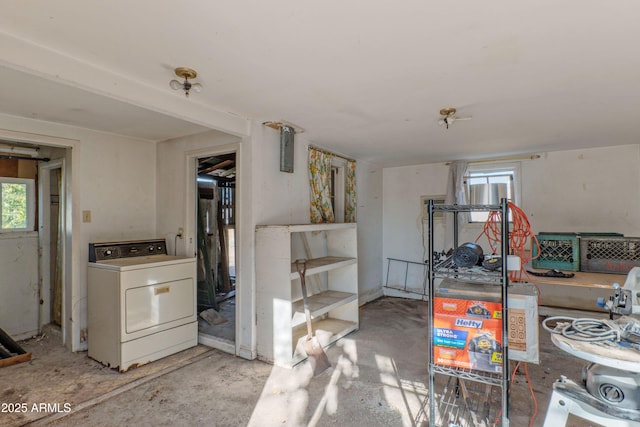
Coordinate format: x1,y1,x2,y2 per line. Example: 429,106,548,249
382,144,640,290
251,123,311,226
0,113,157,350
0,233,39,339
354,160,384,304
382,162,449,264
523,145,640,235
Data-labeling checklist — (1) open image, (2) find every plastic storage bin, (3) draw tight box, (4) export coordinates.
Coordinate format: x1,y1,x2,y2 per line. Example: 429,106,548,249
532,233,580,271
580,236,640,274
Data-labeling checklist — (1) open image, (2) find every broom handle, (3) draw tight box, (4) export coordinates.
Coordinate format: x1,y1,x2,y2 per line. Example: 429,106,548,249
295,259,314,338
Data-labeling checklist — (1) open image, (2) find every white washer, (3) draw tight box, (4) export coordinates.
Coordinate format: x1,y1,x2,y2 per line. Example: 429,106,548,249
88,239,197,372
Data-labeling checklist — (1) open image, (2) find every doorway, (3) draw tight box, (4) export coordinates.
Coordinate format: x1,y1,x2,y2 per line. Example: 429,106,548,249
195,152,237,348
38,158,65,337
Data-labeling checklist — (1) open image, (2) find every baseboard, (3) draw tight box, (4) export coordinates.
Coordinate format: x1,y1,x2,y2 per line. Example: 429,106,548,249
383,287,428,301
358,288,384,306
198,333,235,355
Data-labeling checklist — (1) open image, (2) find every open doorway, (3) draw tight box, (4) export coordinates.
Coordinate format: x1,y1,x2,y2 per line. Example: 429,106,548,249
38,157,66,338
196,152,236,347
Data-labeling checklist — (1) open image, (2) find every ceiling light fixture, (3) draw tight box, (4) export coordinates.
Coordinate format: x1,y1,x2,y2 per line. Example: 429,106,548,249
438,107,472,129
170,67,202,98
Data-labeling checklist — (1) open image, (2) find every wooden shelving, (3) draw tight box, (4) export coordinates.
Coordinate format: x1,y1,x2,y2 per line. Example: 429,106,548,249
256,223,359,368
291,290,358,327
288,256,356,279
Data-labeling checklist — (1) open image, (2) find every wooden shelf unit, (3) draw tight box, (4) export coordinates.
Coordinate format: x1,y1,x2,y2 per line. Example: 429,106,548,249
256,223,359,368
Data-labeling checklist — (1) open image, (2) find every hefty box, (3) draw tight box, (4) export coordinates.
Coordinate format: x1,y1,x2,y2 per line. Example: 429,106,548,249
433,296,503,373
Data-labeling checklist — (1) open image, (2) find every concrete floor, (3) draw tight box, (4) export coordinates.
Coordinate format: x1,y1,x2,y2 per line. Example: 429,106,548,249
0,297,603,427
198,296,236,343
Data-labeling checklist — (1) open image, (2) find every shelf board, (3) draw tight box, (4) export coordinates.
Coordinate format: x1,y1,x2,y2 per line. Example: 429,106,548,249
291,318,358,366
291,291,358,327
433,257,504,284
289,256,356,279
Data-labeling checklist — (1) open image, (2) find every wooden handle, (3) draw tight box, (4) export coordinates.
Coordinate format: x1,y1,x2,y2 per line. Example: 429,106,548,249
295,259,314,339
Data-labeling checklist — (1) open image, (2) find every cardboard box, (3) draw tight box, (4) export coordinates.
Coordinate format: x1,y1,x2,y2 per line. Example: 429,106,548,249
433,297,503,373
433,279,539,370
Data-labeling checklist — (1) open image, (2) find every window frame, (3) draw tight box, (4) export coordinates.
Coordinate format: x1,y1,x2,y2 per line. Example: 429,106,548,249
464,162,521,223
0,177,36,233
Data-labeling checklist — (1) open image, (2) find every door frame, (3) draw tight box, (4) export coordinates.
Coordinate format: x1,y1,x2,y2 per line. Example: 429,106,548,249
38,158,65,334
0,128,78,350
184,143,247,357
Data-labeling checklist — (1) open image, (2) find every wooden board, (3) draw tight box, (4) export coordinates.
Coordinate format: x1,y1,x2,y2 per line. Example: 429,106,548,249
289,256,356,279
291,290,357,327
0,352,32,368
0,326,31,368
551,334,640,372
523,267,626,312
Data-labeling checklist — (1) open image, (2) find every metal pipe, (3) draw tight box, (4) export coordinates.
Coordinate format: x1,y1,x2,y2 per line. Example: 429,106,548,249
0,154,50,162
445,154,540,166
427,199,436,425
501,197,510,426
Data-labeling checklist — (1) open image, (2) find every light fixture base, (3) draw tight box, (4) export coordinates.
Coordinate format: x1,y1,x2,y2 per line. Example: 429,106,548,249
439,107,457,116
174,67,198,80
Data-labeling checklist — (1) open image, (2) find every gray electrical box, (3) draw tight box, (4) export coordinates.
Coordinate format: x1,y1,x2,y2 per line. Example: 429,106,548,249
280,125,295,173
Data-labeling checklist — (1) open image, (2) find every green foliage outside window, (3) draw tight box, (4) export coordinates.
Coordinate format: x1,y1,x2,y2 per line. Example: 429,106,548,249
1,183,28,229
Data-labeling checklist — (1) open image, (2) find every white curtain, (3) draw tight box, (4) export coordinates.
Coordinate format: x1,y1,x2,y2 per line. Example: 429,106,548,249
444,161,469,251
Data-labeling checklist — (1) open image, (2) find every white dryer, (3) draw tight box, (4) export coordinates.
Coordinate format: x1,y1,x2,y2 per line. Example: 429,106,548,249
88,239,197,372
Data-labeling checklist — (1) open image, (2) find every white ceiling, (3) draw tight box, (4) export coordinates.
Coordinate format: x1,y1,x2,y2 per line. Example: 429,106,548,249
1,1,640,167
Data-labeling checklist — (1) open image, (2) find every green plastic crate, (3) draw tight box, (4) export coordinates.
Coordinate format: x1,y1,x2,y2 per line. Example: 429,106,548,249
532,233,580,271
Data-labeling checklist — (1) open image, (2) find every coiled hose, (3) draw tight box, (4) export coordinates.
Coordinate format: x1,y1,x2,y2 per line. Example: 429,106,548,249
542,316,621,342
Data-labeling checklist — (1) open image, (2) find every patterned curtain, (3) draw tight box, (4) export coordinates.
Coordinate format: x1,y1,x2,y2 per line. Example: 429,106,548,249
308,148,335,223
345,160,357,222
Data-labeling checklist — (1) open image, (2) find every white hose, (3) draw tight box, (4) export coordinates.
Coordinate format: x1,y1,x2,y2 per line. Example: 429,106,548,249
542,316,621,342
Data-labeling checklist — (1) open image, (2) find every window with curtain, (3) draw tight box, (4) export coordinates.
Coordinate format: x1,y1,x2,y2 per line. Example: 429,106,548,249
465,162,521,222
308,147,357,224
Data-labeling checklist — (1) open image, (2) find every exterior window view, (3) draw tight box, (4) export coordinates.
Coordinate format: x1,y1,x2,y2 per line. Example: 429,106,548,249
1,180,30,230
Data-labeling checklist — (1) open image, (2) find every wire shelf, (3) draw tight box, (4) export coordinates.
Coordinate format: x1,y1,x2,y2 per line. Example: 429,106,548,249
427,199,510,427
430,364,505,387
431,204,503,213
432,375,502,427
433,257,503,284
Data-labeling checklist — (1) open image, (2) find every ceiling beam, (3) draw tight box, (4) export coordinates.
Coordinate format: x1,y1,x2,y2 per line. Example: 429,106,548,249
199,159,233,174
0,32,250,138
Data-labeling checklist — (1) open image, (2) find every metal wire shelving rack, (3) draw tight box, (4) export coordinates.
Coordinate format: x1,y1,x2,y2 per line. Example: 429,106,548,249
427,199,511,427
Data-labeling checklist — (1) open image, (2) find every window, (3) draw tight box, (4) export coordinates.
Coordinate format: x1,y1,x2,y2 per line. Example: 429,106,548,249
465,163,520,222
0,178,35,232
421,195,446,221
